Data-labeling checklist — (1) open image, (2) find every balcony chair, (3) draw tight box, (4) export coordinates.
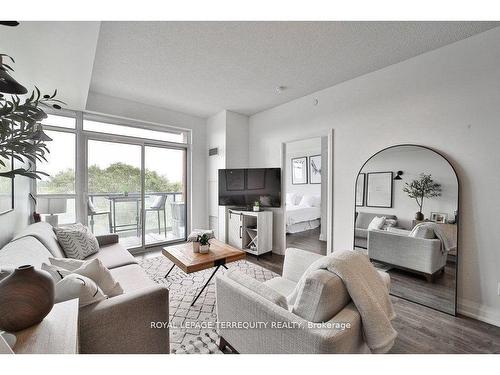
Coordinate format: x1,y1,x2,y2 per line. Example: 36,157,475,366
145,194,168,234
88,197,113,233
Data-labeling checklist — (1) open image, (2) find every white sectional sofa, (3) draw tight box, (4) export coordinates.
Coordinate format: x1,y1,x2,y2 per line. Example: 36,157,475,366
0,222,169,354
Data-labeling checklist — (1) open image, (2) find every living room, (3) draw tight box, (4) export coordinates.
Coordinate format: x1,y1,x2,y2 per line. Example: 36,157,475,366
1,1,500,373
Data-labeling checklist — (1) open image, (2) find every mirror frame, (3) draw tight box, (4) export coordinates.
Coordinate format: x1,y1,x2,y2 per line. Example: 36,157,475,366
353,144,459,316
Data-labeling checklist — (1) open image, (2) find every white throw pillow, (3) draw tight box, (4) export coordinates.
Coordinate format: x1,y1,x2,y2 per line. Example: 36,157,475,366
48,257,123,297
53,223,100,260
298,195,315,207
368,216,386,230
42,262,71,282
382,218,397,230
48,257,85,271
410,226,436,239
72,259,123,297
55,274,107,307
311,195,321,207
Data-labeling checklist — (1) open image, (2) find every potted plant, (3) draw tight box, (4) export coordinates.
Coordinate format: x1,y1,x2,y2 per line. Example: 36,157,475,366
403,173,442,221
253,200,261,212
198,233,210,254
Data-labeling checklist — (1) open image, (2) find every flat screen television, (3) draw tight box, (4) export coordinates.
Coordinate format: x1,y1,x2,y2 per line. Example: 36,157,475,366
218,168,281,207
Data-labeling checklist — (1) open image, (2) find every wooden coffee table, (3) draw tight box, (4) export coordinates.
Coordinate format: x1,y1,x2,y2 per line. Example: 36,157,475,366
162,239,246,305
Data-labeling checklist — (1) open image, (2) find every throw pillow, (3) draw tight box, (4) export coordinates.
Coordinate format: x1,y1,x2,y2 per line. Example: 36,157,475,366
41,263,71,282
298,195,315,207
54,274,107,307
0,267,14,282
381,218,397,230
53,223,100,260
48,257,123,297
71,258,123,297
410,225,436,239
368,216,386,230
48,257,85,271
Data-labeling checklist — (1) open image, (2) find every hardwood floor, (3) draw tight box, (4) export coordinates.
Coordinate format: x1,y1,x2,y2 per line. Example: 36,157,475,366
387,261,456,314
137,244,500,354
244,252,500,354
286,227,327,255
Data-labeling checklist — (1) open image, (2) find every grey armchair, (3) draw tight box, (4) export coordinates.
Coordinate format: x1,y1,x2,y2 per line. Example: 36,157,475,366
216,247,391,354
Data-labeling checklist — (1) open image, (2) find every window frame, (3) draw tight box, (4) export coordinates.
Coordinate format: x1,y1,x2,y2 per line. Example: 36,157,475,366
34,109,192,252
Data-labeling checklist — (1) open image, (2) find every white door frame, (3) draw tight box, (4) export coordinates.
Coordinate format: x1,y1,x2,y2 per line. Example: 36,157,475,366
281,129,334,254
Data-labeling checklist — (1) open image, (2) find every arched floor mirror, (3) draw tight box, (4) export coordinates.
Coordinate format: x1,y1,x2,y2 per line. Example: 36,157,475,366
354,144,458,315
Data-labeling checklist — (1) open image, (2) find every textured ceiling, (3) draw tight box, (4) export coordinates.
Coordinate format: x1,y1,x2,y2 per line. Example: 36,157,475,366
90,21,499,117
2,22,101,110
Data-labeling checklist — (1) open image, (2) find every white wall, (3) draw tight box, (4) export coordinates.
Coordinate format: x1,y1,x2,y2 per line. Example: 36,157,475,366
207,111,227,238
0,165,31,248
358,146,458,229
205,110,250,240
86,92,208,231
249,27,500,326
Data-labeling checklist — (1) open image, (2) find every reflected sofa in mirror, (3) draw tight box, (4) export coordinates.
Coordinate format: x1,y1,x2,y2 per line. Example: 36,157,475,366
354,145,458,315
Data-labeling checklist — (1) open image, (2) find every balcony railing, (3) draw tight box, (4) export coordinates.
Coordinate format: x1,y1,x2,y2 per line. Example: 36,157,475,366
88,192,185,247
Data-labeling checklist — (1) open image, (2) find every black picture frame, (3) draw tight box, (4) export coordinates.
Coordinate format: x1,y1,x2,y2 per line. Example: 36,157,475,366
309,154,321,184
366,171,393,208
291,157,308,185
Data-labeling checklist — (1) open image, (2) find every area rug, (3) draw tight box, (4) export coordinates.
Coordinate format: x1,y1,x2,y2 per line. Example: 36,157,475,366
138,256,278,354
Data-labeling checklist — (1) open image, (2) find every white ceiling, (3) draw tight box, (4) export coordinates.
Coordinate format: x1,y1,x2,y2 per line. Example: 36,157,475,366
1,22,101,110
89,21,499,117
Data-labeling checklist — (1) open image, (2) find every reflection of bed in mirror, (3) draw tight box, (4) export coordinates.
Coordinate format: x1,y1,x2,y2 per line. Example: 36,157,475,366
354,144,459,315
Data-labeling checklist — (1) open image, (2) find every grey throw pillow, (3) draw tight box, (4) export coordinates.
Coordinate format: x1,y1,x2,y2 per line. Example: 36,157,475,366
53,223,100,260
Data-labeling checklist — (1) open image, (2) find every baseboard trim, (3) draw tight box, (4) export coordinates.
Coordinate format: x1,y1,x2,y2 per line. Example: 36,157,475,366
458,299,500,327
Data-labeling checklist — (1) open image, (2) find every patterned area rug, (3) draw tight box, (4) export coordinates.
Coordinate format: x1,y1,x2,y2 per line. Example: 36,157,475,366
138,256,278,354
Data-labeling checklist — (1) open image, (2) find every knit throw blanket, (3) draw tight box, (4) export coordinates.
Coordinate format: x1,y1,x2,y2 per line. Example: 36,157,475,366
289,250,397,353
411,222,452,253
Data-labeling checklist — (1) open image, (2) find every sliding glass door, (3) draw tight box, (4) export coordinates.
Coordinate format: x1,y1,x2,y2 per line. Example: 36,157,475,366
144,146,186,245
86,137,187,250
87,140,143,248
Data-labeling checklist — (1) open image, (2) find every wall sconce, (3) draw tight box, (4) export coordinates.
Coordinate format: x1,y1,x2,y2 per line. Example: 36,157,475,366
394,171,403,180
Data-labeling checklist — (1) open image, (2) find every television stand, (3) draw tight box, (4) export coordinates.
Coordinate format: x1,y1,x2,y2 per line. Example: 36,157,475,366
227,209,273,256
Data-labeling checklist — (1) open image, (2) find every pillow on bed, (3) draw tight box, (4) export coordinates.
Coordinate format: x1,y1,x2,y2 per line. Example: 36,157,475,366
286,193,298,206
311,195,321,207
298,195,315,207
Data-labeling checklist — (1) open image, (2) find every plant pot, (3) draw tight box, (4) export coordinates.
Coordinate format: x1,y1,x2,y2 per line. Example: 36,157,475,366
199,244,210,254
415,211,424,221
192,242,200,253
253,206,260,212
0,265,55,332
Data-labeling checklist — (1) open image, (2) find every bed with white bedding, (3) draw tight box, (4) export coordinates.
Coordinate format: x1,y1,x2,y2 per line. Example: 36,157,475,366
285,193,322,233
286,205,321,233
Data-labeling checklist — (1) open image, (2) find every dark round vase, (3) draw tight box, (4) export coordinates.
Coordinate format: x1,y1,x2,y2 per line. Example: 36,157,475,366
0,265,55,332
415,211,424,221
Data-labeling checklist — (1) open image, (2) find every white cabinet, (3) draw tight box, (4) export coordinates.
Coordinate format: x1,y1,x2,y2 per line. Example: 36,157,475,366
227,209,273,256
